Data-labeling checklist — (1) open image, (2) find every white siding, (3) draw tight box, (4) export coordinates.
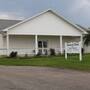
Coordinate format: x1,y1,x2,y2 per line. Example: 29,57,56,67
4,35,60,50
2,35,81,55
38,36,60,49
62,36,80,50
2,35,35,55
9,35,35,49
8,12,82,36
9,36,80,49
0,34,4,55
84,45,90,53
0,34,3,48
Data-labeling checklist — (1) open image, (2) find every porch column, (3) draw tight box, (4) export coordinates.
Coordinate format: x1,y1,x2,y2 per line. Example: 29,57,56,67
80,35,83,48
6,32,9,56
80,35,83,61
60,36,63,54
35,35,38,55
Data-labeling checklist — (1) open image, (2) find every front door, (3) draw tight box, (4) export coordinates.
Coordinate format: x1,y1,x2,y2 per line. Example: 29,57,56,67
38,41,48,55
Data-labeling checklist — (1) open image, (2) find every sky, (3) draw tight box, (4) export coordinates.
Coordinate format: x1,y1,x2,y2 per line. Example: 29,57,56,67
0,0,90,28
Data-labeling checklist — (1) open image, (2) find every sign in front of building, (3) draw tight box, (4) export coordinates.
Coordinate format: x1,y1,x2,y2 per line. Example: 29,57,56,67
65,42,82,61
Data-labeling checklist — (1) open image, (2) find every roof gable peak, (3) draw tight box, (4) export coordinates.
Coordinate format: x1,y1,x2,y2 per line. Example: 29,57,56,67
2,9,87,34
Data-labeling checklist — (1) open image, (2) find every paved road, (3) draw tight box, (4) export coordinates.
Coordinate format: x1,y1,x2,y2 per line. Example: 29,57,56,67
0,66,90,90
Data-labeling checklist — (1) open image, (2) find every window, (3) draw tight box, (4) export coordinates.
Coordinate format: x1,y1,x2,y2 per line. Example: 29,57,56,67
43,41,47,48
38,41,42,48
38,41,48,48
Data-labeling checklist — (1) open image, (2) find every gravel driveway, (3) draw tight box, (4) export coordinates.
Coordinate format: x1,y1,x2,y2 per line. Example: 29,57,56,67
0,66,90,90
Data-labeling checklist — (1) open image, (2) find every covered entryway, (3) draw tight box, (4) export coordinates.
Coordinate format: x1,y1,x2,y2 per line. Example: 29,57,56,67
1,34,83,56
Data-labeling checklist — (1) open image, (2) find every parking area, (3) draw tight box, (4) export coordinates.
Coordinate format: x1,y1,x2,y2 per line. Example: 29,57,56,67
0,66,90,90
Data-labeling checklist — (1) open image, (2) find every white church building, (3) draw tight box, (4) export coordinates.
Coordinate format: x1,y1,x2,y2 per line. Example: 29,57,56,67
0,9,88,56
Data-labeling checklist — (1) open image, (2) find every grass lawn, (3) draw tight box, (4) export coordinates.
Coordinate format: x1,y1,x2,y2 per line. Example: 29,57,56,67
0,54,90,71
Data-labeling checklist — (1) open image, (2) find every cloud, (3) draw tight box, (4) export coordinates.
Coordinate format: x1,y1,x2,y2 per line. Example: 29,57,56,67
0,12,25,20
65,0,90,27
75,0,90,9
70,0,90,13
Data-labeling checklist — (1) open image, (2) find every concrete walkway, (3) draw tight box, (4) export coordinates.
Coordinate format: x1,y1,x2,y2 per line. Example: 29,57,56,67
0,66,90,90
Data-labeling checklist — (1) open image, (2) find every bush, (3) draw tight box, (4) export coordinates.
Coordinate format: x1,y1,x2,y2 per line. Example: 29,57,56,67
49,48,56,56
9,51,17,58
82,48,84,55
25,54,28,58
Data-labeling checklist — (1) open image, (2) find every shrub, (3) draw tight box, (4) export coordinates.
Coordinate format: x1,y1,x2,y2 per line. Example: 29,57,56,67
49,48,56,56
9,51,17,58
82,48,84,55
24,54,27,58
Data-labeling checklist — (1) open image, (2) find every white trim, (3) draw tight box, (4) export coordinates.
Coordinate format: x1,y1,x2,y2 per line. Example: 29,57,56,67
6,33,83,36
6,32,9,55
80,35,83,48
2,9,87,34
60,36,63,54
65,42,67,59
79,42,82,61
35,35,38,55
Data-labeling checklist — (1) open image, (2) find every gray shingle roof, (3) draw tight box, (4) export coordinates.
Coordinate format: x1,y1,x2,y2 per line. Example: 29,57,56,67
0,19,21,31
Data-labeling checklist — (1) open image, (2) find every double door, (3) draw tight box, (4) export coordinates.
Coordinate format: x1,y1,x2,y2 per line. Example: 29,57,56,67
38,41,48,55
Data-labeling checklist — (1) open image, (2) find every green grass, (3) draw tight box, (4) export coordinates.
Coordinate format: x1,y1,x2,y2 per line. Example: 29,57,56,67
0,54,90,71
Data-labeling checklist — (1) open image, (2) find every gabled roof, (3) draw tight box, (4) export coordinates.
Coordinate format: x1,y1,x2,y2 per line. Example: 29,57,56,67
2,9,87,34
0,19,21,31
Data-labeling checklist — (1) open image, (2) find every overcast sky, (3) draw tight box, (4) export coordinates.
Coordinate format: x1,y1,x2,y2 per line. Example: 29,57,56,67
0,0,90,27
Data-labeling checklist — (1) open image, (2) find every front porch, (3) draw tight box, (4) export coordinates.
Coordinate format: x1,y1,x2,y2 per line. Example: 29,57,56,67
0,34,82,56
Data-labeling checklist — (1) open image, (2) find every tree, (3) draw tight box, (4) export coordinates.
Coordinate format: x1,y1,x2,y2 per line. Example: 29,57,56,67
84,31,90,46
76,24,90,46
